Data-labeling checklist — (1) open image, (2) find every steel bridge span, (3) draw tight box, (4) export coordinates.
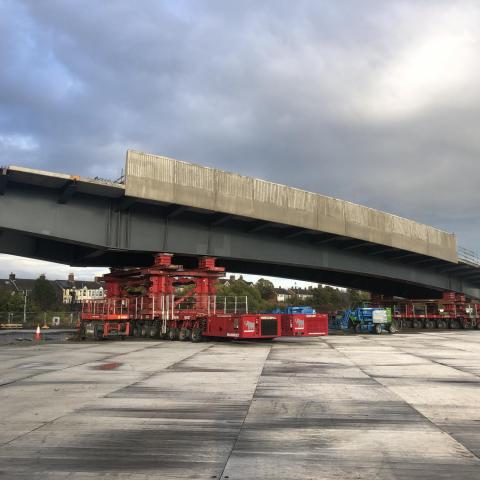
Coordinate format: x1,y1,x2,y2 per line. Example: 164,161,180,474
0,152,479,299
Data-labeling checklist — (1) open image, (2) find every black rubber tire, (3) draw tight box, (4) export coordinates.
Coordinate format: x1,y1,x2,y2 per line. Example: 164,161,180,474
168,328,178,341
354,323,361,334
449,319,460,329
412,319,422,329
178,329,187,341
388,323,397,334
424,319,434,329
191,329,202,342
462,319,474,330
149,326,158,338
436,320,446,329
374,324,382,334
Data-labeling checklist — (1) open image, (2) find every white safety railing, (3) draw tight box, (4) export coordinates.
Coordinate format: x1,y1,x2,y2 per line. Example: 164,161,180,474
458,246,480,267
82,295,249,319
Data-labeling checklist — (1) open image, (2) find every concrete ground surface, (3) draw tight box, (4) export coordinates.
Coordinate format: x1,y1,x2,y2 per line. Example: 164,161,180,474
0,329,75,345
0,332,480,479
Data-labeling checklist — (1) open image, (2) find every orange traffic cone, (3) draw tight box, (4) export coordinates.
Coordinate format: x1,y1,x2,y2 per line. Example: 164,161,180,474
35,325,41,341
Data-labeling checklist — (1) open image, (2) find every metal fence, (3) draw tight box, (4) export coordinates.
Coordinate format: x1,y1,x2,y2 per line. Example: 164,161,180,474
458,246,480,267
0,311,80,327
82,295,249,319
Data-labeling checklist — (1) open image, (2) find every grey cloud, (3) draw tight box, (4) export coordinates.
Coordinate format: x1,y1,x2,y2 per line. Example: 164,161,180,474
0,0,479,252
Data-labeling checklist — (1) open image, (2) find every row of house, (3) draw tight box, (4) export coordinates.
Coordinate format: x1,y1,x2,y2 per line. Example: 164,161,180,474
219,274,315,302
1,273,105,304
2,272,316,305
274,287,314,302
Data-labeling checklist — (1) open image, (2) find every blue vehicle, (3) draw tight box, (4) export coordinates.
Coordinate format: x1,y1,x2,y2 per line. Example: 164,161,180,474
330,307,396,334
268,306,316,314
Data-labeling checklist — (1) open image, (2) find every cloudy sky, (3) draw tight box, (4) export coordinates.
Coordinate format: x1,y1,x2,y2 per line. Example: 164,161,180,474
0,0,479,284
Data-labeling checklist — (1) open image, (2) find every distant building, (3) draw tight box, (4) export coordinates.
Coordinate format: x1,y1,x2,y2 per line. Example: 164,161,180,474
57,273,105,304
0,273,36,295
0,272,105,304
275,286,314,303
275,288,291,302
218,275,254,287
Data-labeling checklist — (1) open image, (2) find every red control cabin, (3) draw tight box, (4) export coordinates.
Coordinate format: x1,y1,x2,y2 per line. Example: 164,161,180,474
281,313,329,337
80,254,290,341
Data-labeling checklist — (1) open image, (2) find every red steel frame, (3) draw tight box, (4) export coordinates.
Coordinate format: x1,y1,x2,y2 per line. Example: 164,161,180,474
80,254,286,341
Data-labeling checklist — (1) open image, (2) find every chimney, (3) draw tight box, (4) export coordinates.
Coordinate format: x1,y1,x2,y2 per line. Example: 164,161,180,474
68,273,75,283
40,274,46,280
9,273,15,281
229,275,235,281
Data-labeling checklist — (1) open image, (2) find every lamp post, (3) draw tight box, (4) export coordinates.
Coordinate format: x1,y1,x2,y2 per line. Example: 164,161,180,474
23,290,29,324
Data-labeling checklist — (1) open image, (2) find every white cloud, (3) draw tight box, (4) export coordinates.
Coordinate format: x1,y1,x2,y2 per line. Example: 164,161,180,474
0,254,108,280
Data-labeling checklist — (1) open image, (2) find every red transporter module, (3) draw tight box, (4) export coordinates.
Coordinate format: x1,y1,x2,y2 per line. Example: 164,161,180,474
80,254,282,341
280,312,329,337
206,314,281,339
371,291,480,330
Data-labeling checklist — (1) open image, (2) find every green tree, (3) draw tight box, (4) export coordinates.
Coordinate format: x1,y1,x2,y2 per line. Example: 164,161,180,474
216,277,268,312
31,277,58,310
0,290,26,313
255,278,275,301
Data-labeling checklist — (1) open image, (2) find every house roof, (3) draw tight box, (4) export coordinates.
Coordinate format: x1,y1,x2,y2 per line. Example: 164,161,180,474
0,278,104,293
55,280,104,290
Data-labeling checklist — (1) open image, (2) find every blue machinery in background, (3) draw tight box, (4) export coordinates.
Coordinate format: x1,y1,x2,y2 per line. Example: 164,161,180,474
329,307,396,334
269,306,316,314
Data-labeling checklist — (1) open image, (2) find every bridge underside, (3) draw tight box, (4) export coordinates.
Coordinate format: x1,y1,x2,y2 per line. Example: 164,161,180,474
1,178,480,299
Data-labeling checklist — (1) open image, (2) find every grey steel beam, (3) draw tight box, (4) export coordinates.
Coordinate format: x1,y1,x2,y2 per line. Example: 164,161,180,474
283,228,307,239
0,181,479,299
457,270,480,279
0,168,8,195
391,253,421,260
248,221,274,233
368,247,397,256
163,205,188,219
58,180,78,204
437,265,473,273
342,241,372,251
314,234,339,245
115,197,136,212
210,213,233,227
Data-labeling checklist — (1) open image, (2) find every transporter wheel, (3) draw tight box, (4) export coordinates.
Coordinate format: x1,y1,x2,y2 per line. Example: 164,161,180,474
149,326,159,338
354,323,361,334
179,328,192,341
374,324,382,335
437,320,447,329
424,319,434,329
387,323,397,334
461,318,471,329
132,326,139,337
79,325,86,340
191,329,202,343
168,328,178,341
141,325,148,337
412,319,422,329
178,328,187,341
449,319,460,329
